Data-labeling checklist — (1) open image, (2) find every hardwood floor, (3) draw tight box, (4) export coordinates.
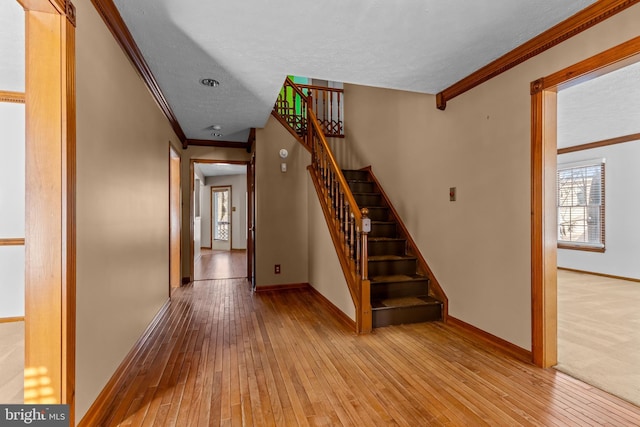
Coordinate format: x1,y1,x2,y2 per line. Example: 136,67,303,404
194,249,247,280
0,320,24,403
91,278,640,426
557,269,640,407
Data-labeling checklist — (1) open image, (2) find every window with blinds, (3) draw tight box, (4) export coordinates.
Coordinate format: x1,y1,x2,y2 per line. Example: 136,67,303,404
557,161,605,251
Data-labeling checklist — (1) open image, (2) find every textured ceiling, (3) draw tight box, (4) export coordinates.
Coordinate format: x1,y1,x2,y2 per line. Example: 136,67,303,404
195,163,246,178
558,61,640,149
112,0,596,142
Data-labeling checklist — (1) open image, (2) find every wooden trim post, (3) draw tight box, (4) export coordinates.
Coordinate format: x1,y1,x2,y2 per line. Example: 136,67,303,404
22,0,76,419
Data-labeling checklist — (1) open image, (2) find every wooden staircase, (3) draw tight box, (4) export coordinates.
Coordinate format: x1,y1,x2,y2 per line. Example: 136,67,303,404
272,76,447,332
343,169,444,327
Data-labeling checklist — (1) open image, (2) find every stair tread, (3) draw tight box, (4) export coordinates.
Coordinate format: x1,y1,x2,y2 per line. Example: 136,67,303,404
372,296,441,309
371,274,428,283
368,237,404,242
369,255,416,262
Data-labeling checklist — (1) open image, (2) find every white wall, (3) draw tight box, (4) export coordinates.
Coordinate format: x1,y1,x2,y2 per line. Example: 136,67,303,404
0,0,24,93
341,4,640,350
558,61,640,149
558,140,640,279
557,60,640,279
0,0,25,319
0,103,25,318
204,174,248,250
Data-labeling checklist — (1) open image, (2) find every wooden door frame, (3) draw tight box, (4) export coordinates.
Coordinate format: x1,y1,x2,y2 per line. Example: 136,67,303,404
247,153,255,287
189,159,250,281
210,185,232,251
20,0,76,417
531,36,640,367
169,144,181,291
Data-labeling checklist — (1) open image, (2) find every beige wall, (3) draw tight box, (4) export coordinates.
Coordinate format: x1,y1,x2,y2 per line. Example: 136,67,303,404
180,146,250,279
75,0,182,420
255,117,310,286
342,4,640,350
307,178,355,320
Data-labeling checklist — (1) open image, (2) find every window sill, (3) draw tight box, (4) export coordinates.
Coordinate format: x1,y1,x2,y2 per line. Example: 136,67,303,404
557,243,605,253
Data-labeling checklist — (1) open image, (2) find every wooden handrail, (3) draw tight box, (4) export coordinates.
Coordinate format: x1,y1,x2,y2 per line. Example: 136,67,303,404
285,76,308,98
308,110,361,225
307,107,371,333
296,83,344,93
273,76,370,333
272,77,312,148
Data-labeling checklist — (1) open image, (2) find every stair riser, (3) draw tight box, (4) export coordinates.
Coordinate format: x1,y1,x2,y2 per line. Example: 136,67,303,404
370,223,396,238
368,240,405,257
347,181,376,193
354,193,384,207
371,280,430,300
369,259,417,277
366,207,388,221
373,304,442,328
342,170,369,181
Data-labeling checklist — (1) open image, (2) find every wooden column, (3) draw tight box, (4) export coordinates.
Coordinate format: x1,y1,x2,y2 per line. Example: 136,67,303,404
530,80,557,368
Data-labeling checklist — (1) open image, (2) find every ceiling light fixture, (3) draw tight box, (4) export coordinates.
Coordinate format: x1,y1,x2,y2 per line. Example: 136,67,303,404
200,78,220,87
212,125,222,130
211,132,223,137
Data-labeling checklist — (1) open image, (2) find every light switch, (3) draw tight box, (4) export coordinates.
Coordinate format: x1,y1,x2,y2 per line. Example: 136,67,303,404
281,162,287,173
449,187,456,202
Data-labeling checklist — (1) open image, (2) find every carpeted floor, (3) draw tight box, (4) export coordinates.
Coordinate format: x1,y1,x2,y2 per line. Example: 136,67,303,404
556,269,640,407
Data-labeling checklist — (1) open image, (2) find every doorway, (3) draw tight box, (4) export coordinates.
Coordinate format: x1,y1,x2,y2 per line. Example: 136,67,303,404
530,37,640,371
191,160,251,281
211,186,232,251
553,60,640,406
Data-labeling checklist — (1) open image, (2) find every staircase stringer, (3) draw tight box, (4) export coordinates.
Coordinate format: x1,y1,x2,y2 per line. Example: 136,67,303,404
360,166,449,320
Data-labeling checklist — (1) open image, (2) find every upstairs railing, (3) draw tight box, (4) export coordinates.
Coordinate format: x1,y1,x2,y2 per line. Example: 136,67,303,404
272,77,344,145
298,84,344,138
273,78,310,146
272,77,371,334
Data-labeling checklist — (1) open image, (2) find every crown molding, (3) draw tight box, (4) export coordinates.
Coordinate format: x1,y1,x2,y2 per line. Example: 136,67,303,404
436,0,640,110
185,139,250,149
90,0,187,143
557,132,640,154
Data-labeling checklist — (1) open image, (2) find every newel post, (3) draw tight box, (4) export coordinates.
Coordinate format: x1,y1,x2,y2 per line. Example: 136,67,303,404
359,208,372,333
360,208,369,280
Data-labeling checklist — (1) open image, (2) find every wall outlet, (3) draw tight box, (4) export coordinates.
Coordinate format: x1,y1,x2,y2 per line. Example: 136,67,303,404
274,264,281,274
